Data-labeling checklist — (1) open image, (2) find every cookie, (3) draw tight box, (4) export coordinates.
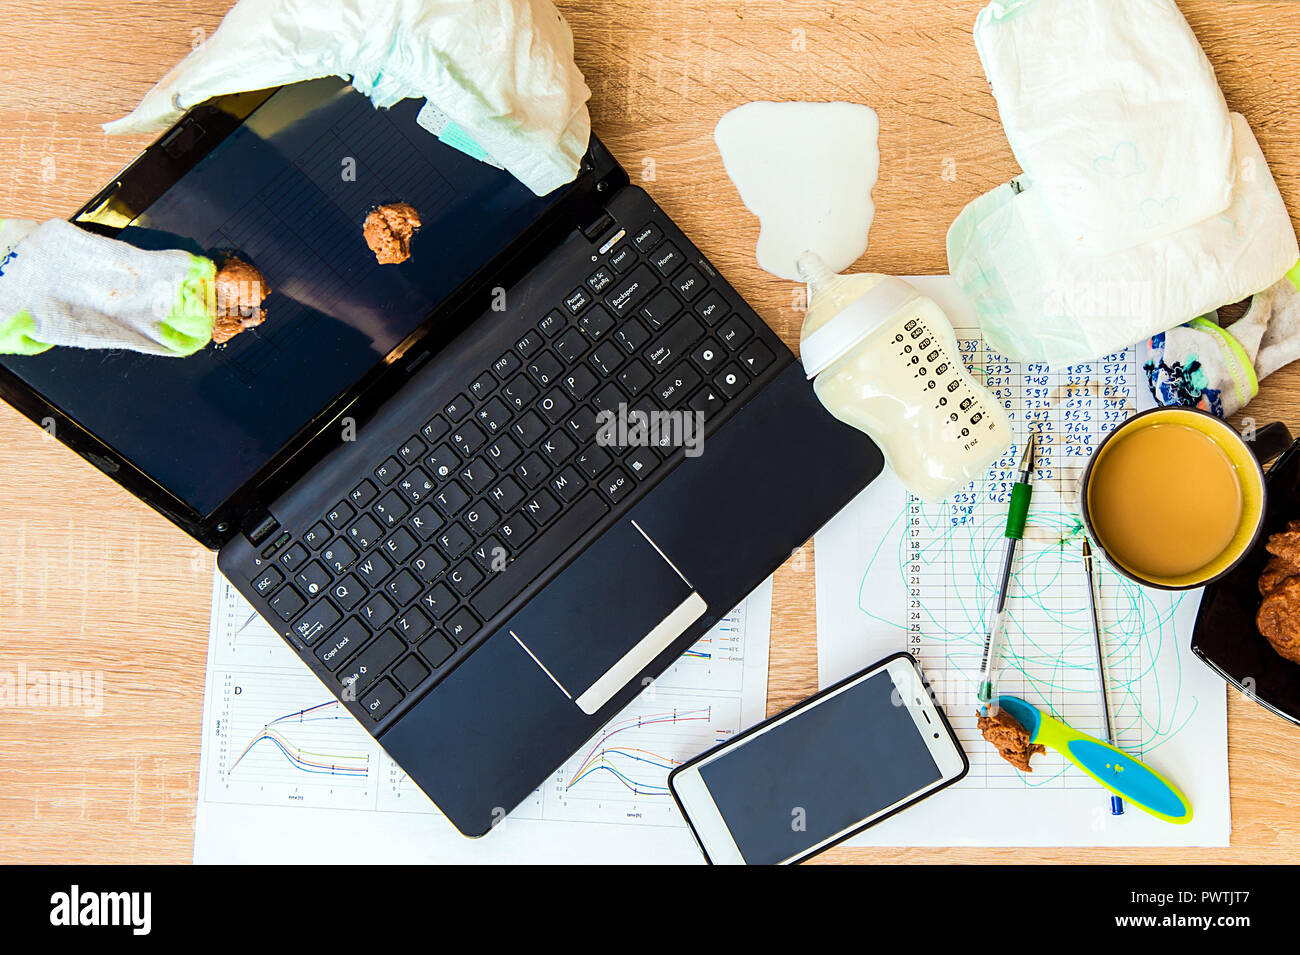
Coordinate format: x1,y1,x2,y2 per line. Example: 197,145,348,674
1265,529,1300,568
1259,555,1300,598
212,257,269,344
1257,574,1300,665
977,707,1046,772
364,202,421,265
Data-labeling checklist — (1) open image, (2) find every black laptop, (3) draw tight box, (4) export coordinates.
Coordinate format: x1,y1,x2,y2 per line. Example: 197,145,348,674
0,78,882,837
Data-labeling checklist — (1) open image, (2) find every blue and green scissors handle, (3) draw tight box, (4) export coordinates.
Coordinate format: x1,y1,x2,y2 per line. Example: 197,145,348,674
993,696,1193,825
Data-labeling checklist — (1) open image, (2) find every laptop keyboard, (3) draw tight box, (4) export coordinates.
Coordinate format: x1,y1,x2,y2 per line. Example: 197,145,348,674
247,219,780,724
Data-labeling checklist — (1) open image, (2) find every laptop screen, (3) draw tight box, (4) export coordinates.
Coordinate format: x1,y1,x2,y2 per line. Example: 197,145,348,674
0,79,569,517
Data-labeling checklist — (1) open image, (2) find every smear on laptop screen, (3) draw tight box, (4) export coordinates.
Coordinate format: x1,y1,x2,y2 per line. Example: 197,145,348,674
0,78,569,517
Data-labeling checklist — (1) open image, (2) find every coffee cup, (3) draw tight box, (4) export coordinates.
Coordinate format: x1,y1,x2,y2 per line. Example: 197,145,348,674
1080,408,1292,591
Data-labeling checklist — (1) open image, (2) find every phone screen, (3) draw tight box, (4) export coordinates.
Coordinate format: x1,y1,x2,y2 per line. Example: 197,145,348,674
696,670,942,863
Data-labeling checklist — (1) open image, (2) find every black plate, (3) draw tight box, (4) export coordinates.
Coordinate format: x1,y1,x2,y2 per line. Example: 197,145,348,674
1192,437,1300,724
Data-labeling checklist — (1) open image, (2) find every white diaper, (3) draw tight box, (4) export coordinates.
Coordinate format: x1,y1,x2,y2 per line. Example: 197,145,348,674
948,113,1299,364
975,0,1235,256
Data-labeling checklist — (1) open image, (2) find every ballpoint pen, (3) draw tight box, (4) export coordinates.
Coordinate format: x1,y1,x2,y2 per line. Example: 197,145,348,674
975,432,1037,704
1082,539,1125,816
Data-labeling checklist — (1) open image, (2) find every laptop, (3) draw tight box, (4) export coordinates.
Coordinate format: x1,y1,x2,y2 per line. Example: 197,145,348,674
0,78,883,837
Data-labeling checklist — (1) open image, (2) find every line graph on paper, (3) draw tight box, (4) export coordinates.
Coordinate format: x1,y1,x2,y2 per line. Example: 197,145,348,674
203,574,769,828
853,336,1199,793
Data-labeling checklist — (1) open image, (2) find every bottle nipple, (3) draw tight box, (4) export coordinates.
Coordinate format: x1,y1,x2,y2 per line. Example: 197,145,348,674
796,250,836,290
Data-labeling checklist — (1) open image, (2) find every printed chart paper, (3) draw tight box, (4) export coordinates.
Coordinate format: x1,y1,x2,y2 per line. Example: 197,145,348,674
193,572,771,863
815,276,1230,847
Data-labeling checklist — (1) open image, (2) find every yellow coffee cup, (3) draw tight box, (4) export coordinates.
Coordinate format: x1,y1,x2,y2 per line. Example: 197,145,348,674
1080,408,1288,590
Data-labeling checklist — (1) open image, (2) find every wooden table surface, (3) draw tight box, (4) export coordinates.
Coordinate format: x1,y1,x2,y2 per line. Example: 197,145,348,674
1,0,1298,864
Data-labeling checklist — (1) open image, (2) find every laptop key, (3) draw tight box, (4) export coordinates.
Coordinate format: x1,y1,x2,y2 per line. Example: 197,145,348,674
648,242,684,276
633,222,663,252
348,481,378,508
618,360,653,396
591,382,625,415
472,536,505,573
386,570,423,606
437,522,473,559
316,617,367,669
419,633,456,668
493,351,523,379
539,389,574,425
499,513,535,548
382,527,419,563
292,599,340,645
397,437,426,465
408,504,442,540
421,415,449,443
398,468,434,505
412,547,448,583
322,540,358,574
279,543,309,572
444,608,481,645
639,287,682,331
566,407,599,443
303,522,331,550
555,327,587,364
270,585,306,621
469,372,497,401
360,593,396,629
449,561,484,596
393,654,431,691
579,305,615,341
463,500,499,533
503,375,539,412
354,552,392,585
426,443,460,481
374,490,409,527
472,491,608,621
694,290,729,326
326,502,354,529
590,341,625,376
339,630,405,695
253,567,283,596
515,331,543,360
485,435,522,469
541,432,577,466
614,319,650,355
740,340,776,375
348,514,383,550
434,481,470,517
511,411,547,446
358,679,403,722
688,386,726,418
523,488,563,525
626,446,660,479
717,314,753,351
294,561,331,598
514,453,548,488
451,422,486,456
444,394,472,422
537,311,566,339
647,316,705,372
395,607,432,642
715,364,748,399
599,468,634,504
421,582,457,616
691,340,726,374
459,459,496,494
527,352,563,388
562,365,598,401
672,265,706,301
577,446,612,479
330,575,365,611
564,287,592,314
488,477,525,512
587,266,616,294
655,362,702,406
609,244,636,272
374,457,402,486
476,398,512,434
605,265,657,317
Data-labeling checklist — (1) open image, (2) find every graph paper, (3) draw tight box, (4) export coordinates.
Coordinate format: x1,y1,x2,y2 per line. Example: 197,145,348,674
815,276,1229,847
194,571,771,862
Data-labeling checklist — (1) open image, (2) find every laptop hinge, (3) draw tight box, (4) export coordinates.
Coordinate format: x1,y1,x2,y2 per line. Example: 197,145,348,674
581,210,615,241
243,509,280,547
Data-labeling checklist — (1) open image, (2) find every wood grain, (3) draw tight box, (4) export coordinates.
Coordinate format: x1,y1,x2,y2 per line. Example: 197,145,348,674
0,0,1297,863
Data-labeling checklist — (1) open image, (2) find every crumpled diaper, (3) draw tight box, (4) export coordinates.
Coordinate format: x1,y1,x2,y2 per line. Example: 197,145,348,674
103,0,591,197
949,113,1299,365
949,0,1300,365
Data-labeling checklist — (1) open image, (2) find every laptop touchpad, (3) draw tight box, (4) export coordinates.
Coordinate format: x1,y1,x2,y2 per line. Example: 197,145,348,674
506,520,705,715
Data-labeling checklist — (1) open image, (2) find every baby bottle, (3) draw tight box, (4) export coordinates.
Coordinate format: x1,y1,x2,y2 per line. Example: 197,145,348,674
797,252,1012,501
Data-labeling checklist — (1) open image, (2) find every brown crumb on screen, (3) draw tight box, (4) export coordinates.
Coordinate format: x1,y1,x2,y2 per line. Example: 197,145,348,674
212,257,269,344
977,707,1045,772
364,202,422,265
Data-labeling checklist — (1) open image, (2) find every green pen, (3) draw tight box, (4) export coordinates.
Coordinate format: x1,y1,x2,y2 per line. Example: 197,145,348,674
975,432,1037,703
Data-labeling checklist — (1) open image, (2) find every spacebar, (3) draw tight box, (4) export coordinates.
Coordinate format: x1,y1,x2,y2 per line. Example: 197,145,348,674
472,491,610,621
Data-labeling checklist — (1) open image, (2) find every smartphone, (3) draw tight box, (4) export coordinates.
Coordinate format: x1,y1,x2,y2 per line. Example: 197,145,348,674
668,653,968,864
